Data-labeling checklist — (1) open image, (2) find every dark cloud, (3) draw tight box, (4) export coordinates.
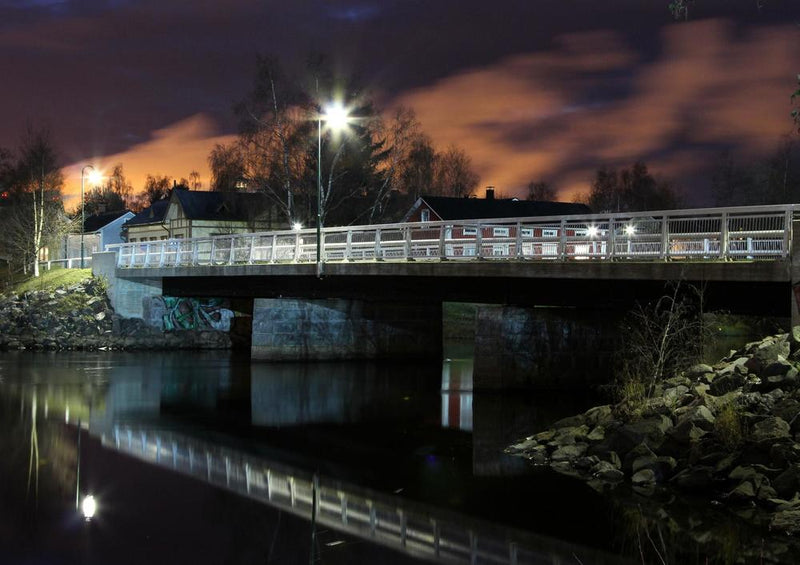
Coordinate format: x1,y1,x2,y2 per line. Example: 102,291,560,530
0,0,796,203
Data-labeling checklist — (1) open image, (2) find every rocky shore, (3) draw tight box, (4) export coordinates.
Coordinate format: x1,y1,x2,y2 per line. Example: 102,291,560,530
0,278,230,351
507,333,800,537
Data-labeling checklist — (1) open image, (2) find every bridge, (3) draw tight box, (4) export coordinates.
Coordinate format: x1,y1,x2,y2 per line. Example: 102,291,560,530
93,204,800,389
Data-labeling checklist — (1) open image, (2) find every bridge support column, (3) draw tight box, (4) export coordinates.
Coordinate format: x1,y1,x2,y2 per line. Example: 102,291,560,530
251,298,442,361
792,216,800,344
93,251,162,319
472,305,620,390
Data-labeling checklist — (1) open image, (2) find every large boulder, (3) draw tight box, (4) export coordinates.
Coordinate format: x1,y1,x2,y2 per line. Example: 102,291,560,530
773,465,800,499
589,415,672,456
750,416,791,444
671,466,715,492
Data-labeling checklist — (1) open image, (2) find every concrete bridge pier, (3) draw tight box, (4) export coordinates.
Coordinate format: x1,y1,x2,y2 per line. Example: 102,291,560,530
472,305,620,390
93,252,162,319
251,298,442,361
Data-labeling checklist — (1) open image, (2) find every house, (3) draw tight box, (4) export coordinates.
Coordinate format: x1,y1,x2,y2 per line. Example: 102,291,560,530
403,188,590,223
55,209,135,262
123,189,282,242
403,188,592,258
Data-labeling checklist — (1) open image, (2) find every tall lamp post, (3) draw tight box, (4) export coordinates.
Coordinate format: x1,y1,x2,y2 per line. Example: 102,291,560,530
316,103,351,278
79,165,95,269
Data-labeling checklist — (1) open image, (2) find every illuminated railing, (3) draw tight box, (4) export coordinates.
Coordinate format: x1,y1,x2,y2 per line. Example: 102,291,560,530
107,425,621,565
107,204,797,269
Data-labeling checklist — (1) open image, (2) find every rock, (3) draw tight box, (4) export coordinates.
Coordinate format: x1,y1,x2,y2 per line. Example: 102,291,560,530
728,480,756,501
632,468,656,486
773,465,800,499
685,363,714,379
586,426,605,442
710,372,747,396
506,438,538,454
583,405,613,427
770,442,800,467
752,335,790,367
666,420,706,445
671,466,714,492
623,443,656,474
664,385,690,407
591,461,624,482
770,509,800,535
750,416,791,444
676,405,716,431
573,455,600,470
551,414,585,429
551,443,588,462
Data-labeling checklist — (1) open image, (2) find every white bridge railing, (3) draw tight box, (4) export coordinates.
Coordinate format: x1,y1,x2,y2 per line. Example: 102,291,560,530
108,204,796,269
107,425,620,565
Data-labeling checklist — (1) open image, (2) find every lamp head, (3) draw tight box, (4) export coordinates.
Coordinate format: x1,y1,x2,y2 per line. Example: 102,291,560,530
323,102,351,131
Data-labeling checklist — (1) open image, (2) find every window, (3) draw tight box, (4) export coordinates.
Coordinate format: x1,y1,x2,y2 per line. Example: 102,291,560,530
493,227,510,237
543,229,558,238
463,227,477,236
521,228,533,237
421,209,430,222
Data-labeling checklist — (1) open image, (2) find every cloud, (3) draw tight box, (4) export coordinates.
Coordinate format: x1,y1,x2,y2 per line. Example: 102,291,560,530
61,113,234,209
394,20,798,205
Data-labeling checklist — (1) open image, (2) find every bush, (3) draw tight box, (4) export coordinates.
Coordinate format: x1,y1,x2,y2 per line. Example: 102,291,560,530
714,403,745,450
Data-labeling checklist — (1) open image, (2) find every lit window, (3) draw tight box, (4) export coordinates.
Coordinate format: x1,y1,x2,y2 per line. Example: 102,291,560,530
493,227,510,237
521,228,533,237
421,209,430,222
463,227,477,236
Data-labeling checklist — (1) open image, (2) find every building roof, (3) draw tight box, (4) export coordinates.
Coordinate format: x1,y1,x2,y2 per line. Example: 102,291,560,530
83,210,133,233
123,199,169,227
172,189,269,221
405,195,591,222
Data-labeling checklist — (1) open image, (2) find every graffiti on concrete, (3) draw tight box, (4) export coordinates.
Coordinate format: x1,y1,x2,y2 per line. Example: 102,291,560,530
147,296,235,331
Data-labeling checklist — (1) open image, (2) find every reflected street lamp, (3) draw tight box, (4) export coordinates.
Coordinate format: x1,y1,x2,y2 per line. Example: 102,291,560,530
317,102,351,278
80,165,101,269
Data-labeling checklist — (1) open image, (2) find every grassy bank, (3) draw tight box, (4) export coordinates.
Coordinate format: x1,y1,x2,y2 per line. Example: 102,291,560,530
5,269,92,296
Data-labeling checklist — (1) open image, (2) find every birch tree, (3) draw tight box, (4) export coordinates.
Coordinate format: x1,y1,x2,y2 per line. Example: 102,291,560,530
5,127,66,277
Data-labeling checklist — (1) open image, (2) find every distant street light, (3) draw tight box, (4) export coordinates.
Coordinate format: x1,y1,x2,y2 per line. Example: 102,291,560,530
79,165,101,268
317,102,351,278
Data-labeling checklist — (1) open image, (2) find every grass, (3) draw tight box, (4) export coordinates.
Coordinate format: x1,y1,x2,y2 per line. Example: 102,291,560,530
6,268,93,296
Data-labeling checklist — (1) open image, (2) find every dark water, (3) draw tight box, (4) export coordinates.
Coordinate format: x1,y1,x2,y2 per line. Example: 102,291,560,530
0,349,790,564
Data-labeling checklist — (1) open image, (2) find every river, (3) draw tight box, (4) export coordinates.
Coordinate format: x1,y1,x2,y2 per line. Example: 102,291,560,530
0,347,790,564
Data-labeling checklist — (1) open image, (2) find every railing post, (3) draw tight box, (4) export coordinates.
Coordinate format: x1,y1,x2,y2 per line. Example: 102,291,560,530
785,209,793,258
475,223,483,258
294,232,302,263
228,236,236,265
144,243,151,267
192,240,200,266
660,215,670,260
345,230,353,261
374,228,382,260
439,225,447,259
559,219,567,260
607,217,616,260
405,226,413,260
515,221,523,259
720,212,729,260
270,234,277,263
248,235,255,265
209,238,217,265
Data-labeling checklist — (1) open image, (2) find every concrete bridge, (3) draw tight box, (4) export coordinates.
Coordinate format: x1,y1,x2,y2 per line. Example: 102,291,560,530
94,203,800,388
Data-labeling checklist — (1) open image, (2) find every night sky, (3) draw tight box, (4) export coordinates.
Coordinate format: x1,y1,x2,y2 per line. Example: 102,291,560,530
1,0,798,207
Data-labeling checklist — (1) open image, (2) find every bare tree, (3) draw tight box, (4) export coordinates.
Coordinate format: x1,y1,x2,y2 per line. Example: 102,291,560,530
432,145,480,197
526,180,556,201
4,126,68,277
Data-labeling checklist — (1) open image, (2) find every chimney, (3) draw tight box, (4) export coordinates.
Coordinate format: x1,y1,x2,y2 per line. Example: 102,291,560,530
485,186,495,200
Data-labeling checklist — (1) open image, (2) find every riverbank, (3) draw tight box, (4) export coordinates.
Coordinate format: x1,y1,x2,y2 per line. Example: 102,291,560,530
0,275,230,351
507,333,800,550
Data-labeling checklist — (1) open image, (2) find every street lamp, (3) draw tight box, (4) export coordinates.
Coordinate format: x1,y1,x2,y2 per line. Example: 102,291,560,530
79,165,101,268
317,102,351,278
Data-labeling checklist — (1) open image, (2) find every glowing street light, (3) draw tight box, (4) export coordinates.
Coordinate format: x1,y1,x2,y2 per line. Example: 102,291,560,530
292,222,303,231
586,225,599,238
80,165,102,269
624,224,636,236
81,494,97,521
317,102,351,277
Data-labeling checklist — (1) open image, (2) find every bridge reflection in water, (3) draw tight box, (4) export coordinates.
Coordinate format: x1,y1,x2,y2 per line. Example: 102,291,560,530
106,424,625,565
